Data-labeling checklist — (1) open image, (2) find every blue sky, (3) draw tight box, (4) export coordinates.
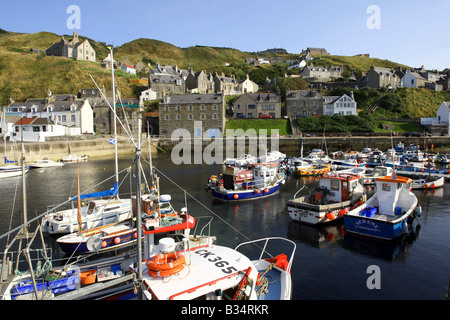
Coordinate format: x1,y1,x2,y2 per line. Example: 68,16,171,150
1,0,449,70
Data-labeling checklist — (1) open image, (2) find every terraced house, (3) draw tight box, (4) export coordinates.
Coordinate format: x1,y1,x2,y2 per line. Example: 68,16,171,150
232,93,281,119
159,93,225,138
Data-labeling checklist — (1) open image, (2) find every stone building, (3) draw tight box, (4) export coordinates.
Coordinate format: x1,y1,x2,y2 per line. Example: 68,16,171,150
232,93,281,118
46,32,96,62
365,66,401,88
285,90,323,118
185,69,215,94
159,93,225,138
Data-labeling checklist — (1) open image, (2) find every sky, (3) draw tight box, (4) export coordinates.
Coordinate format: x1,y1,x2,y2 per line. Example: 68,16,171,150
1,0,449,70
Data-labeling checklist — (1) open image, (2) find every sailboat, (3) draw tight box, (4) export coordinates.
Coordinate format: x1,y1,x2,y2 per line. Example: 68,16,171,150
0,136,27,179
41,50,132,235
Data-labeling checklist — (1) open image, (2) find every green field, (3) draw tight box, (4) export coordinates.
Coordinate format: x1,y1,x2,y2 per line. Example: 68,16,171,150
225,119,291,136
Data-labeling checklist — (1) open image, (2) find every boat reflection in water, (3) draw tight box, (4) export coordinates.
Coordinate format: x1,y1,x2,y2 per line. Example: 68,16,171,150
287,220,346,248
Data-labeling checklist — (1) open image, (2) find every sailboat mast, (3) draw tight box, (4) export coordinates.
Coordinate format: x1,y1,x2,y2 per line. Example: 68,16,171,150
110,47,119,198
135,116,143,300
21,144,28,237
77,163,82,233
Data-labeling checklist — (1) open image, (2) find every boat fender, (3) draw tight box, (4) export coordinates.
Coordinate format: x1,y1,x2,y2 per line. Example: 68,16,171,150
233,194,239,199
114,237,121,244
264,188,269,193
326,212,336,220
102,241,107,248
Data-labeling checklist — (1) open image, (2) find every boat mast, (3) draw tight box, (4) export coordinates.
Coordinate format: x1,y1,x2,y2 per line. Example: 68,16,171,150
76,163,82,233
134,115,143,300
21,143,28,238
110,47,119,198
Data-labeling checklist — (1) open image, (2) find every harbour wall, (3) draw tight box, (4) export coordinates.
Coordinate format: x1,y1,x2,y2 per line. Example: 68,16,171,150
6,135,449,162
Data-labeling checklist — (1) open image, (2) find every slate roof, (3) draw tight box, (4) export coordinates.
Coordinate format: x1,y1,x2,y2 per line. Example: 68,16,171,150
162,94,223,104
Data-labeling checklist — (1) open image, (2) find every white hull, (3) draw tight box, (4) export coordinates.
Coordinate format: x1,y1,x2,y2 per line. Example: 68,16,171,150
42,198,133,234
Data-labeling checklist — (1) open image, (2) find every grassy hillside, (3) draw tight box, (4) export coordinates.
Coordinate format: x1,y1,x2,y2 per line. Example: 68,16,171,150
309,54,408,78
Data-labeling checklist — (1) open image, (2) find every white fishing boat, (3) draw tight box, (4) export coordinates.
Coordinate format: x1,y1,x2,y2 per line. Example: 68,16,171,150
132,237,296,300
287,172,366,225
28,159,64,168
411,176,445,190
258,150,286,164
360,166,393,185
344,172,421,240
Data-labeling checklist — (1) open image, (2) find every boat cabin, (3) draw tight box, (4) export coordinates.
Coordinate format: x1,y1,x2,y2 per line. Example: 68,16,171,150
316,173,361,203
374,175,413,215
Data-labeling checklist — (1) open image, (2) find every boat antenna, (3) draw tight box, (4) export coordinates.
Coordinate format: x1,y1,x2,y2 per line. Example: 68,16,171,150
390,129,397,180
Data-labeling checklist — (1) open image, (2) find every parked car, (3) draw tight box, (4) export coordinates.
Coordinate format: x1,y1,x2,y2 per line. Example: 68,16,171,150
236,114,246,119
259,114,273,119
406,131,423,137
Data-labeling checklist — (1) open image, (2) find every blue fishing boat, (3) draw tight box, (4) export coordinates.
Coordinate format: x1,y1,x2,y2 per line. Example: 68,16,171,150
210,164,285,201
344,172,421,240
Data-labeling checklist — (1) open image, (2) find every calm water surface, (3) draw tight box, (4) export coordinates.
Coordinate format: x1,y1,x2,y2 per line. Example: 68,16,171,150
1,152,449,300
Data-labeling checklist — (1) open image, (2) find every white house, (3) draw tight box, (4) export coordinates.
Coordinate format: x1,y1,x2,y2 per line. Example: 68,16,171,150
139,88,159,101
236,75,259,94
323,94,357,116
10,117,68,142
287,59,307,70
0,114,21,140
401,69,427,88
421,101,450,135
121,64,136,75
23,100,94,134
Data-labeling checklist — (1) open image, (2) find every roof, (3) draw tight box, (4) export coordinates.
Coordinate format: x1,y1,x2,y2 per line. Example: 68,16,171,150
123,64,135,69
14,117,36,126
162,93,223,105
240,92,280,102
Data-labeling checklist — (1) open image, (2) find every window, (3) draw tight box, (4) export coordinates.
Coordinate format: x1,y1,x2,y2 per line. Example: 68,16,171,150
165,106,169,111
189,105,193,111
33,126,40,132
176,105,180,111
212,113,217,119
201,104,205,110
188,114,193,120
165,115,169,120
248,104,256,110
382,183,391,192
213,104,217,110
62,115,66,122
71,115,76,122
331,180,340,191
201,114,205,120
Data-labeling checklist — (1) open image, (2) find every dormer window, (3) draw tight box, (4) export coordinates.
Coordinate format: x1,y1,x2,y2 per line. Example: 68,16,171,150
31,107,37,114
47,105,53,112
71,105,76,113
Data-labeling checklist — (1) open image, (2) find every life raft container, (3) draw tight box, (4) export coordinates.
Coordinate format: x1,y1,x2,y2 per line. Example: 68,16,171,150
146,252,186,277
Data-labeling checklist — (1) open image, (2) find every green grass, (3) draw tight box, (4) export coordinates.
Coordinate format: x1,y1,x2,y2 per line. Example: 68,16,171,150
374,121,422,133
225,119,291,136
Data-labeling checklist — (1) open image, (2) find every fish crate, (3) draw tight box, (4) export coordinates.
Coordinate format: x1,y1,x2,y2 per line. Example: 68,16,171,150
361,207,377,218
47,270,80,294
12,279,47,299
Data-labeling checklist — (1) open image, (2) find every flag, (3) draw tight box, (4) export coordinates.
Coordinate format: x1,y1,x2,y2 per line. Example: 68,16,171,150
108,138,115,145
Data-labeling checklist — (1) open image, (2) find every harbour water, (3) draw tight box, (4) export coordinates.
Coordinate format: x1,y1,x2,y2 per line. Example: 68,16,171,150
1,152,449,300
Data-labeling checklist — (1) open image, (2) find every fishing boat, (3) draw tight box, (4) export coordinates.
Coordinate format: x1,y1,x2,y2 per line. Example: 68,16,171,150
411,176,445,190
286,158,312,175
360,166,393,185
28,158,64,168
287,172,365,225
344,172,421,240
132,237,296,300
258,150,286,164
331,158,365,167
294,163,331,176
210,164,285,201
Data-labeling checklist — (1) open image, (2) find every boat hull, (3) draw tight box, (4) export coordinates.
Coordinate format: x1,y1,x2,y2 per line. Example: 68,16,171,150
211,180,282,202
344,212,417,240
287,198,361,225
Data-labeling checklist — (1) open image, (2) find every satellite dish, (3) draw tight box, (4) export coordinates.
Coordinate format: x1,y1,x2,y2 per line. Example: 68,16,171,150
86,236,102,253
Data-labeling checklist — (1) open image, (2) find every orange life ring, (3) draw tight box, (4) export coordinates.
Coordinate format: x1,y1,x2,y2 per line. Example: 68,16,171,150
146,253,186,277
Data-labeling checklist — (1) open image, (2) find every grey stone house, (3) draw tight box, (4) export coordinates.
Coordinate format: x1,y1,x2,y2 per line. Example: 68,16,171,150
46,32,96,62
285,90,323,118
232,93,281,119
365,66,401,88
213,73,237,96
150,74,186,97
159,93,225,138
185,69,215,94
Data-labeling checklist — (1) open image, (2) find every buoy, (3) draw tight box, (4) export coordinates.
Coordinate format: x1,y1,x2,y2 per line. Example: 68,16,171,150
114,237,121,244
339,208,348,217
134,232,138,238
326,212,336,220
264,188,269,193
256,189,260,194
233,194,239,199
357,200,364,206
102,241,107,248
